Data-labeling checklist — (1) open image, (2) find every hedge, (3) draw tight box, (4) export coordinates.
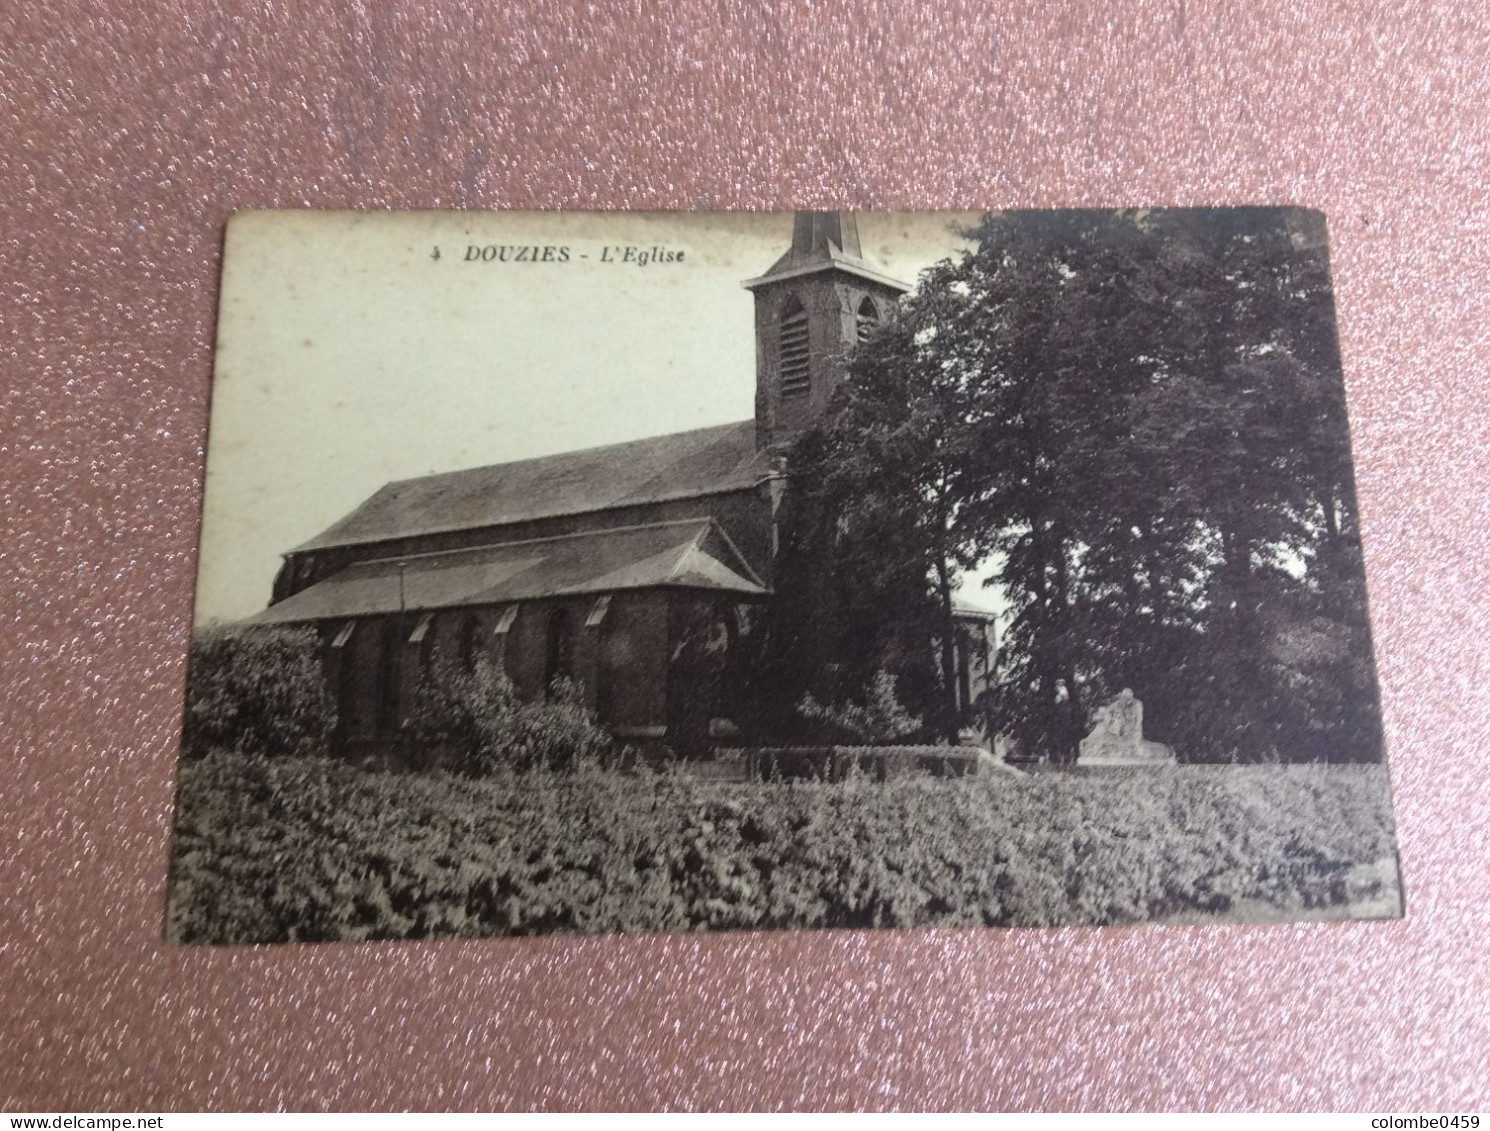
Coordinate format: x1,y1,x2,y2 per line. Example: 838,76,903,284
168,754,1399,943
181,626,336,760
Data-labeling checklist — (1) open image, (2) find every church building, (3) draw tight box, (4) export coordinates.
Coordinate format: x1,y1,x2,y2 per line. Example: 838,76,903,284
245,212,994,760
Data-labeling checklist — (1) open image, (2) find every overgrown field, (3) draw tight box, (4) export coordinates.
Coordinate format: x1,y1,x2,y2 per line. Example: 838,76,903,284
168,753,1400,943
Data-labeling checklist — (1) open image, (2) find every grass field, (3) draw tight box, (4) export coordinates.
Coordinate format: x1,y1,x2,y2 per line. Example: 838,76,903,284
168,752,1400,943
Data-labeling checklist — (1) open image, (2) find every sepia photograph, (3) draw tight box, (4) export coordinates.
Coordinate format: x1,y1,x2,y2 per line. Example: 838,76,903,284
167,208,1402,944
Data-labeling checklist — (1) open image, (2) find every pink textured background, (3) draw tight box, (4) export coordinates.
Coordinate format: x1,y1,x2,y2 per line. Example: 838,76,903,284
3,0,1487,1112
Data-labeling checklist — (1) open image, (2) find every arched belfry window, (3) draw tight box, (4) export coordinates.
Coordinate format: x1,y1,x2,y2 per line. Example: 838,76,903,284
856,295,881,343
778,297,811,399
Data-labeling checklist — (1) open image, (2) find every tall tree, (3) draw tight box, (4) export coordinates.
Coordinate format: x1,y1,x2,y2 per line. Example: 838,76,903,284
777,276,986,741
777,208,1384,763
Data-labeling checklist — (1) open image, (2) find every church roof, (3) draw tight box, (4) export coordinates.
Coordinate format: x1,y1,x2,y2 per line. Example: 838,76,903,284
951,594,1001,622
246,517,767,625
293,419,773,553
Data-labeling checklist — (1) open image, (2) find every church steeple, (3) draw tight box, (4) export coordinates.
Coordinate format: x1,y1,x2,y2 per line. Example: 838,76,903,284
742,211,909,450
786,211,863,263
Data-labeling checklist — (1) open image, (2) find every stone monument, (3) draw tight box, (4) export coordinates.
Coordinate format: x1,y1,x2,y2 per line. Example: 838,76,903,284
1077,688,1177,766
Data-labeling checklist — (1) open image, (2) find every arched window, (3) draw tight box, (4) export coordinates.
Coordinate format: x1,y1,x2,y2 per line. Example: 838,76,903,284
544,606,574,693
376,619,402,731
778,296,810,398
455,614,483,673
855,295,880,343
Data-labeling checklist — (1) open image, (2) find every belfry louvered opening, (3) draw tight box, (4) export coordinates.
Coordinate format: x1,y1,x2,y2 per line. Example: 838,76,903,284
856,295,880,343
779,299,811,398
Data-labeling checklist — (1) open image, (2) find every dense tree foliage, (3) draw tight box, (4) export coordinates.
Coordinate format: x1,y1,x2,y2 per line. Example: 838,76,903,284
783,209,1384,763
798,670,925,744
408,659,616,774
182,625,337,759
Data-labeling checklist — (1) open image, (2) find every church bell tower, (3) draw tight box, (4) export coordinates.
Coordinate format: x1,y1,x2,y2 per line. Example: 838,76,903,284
742,211,910,451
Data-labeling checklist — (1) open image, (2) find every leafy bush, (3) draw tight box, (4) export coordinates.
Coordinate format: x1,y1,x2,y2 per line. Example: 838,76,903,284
798,669,924,743
168,756,1400,944
407,658,616,775
181,625,336,759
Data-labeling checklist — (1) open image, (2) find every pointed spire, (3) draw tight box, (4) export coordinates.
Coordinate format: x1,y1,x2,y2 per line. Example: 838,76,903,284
743,210,909,293
789,211,862,262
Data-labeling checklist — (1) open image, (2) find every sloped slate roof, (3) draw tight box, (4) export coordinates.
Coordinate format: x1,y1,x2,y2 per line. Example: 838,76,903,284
951,594,1001,622
294,419,772,552
246,518,767,626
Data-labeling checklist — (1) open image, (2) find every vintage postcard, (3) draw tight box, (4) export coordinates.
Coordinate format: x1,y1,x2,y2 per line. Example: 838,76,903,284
168,209,1401,943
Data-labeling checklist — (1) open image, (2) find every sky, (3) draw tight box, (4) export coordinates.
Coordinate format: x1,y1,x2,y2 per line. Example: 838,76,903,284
194,210,982,625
